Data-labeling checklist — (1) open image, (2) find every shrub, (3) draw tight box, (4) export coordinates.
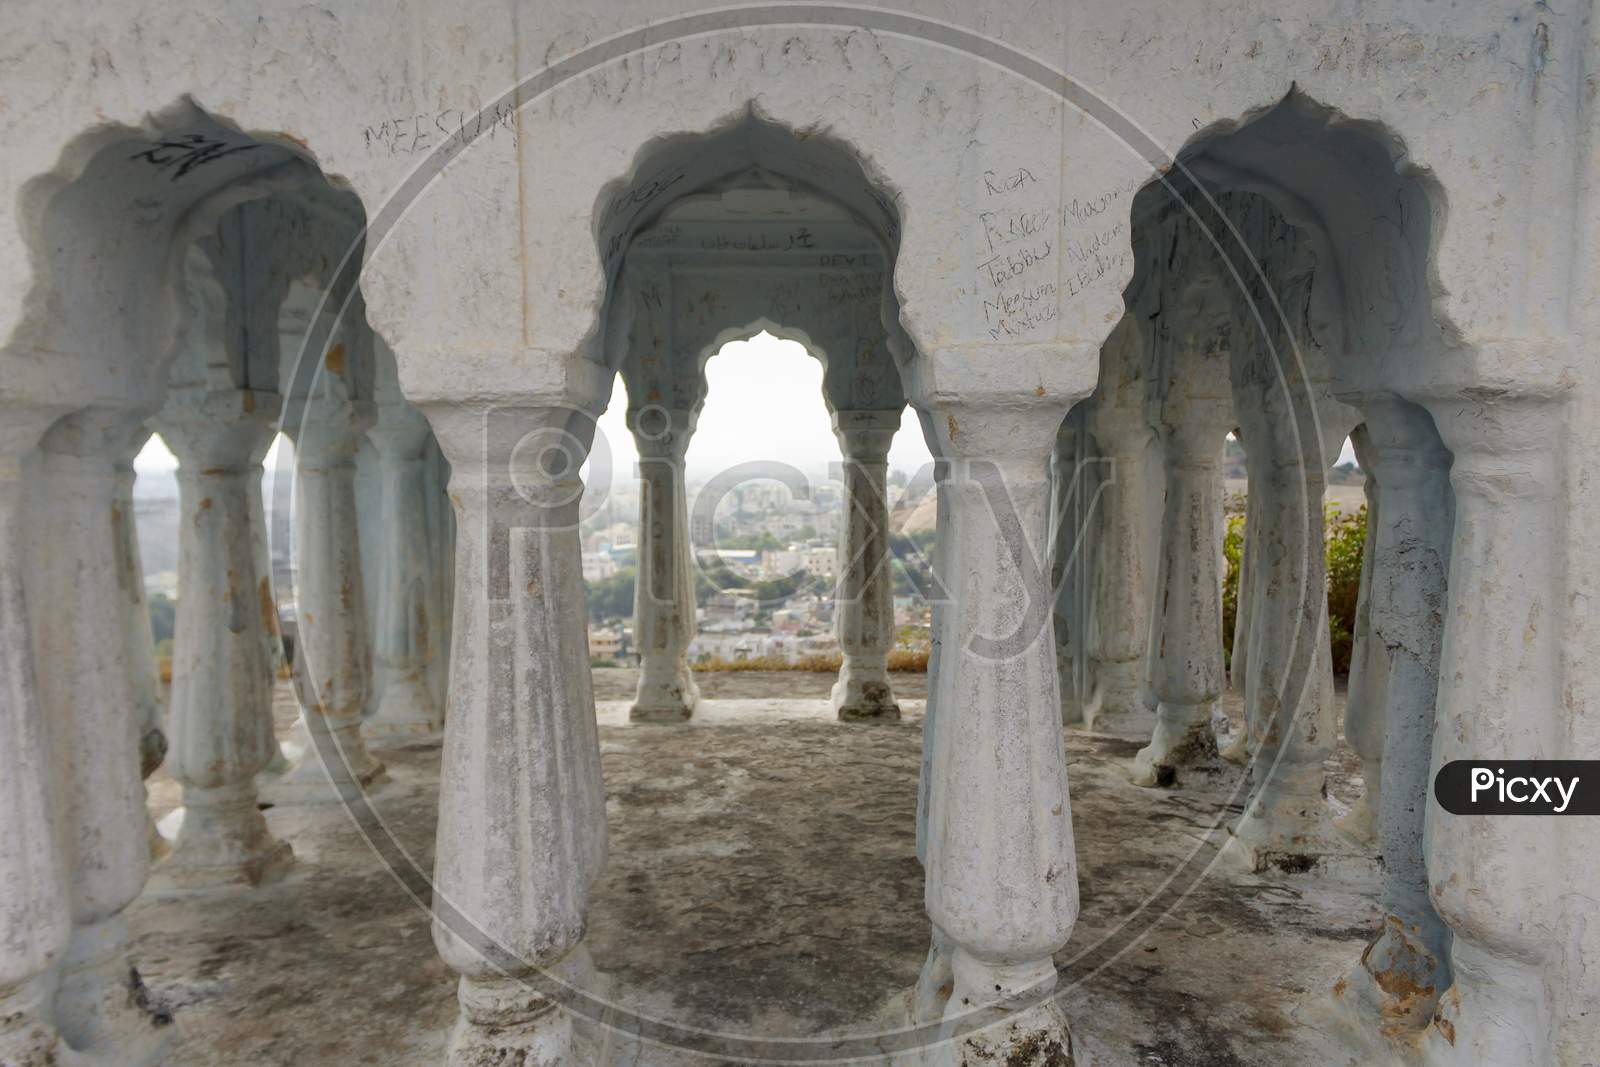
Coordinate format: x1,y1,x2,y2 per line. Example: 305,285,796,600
887,648,929,672
1220,512,1246,669
1219,502,1368,677
1324,503,1368,676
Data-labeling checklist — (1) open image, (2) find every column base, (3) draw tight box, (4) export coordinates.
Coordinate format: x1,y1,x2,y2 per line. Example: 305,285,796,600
258,718,388,805
628,700,694,723
146,810,171,864
1419,943,1548,1067
446,974,570,1067
1332,780,1381,847
629,666,699,723
366,673,443,740
832,671,901,722
1130,702,1220,787
911,928,955,1024
1330,916,1448,1042
1083,660,1154,736
259,740,292,778
53,919,174,1066
1222,788,1370,875
148,784,293,892
1218,725,1252,765
0,979,84,1067
935,953,1073,1067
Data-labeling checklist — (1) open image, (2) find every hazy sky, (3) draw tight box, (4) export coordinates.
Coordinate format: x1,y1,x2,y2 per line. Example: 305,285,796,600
133,332,1354,478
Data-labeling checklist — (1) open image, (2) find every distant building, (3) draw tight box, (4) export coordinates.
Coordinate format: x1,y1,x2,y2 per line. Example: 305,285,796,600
701,589,759,629
582,552,618,583
587,626,623,661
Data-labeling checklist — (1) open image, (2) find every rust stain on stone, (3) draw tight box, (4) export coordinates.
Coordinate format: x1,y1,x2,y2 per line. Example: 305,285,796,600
326,342,347,376
259,577,279,636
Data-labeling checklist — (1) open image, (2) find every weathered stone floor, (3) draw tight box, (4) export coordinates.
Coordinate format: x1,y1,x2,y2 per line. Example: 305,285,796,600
133,670,1383,1066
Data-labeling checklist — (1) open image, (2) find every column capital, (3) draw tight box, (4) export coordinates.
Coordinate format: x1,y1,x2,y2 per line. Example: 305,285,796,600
0,398,74,478
627,405,696,461
292,398,378,464
153,387,283,468
831,407,901,462
37,404,151,463
1358,396,1451,491
1085,400,1156,458
917,395,1074,467
367,400,434,459
1159,415,1228,469
1421,389,1566,497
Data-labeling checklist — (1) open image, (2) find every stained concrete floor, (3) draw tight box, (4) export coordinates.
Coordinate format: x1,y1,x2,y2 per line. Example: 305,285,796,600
132,669,1387,1066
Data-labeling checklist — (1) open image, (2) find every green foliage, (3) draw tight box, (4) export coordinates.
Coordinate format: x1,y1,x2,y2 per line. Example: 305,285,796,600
714,531,785,551
693,566,817,608
1324,503,1368,676
1220,513,1245,670
1219,502,1369,677
585,567,636,622
147,593,176,644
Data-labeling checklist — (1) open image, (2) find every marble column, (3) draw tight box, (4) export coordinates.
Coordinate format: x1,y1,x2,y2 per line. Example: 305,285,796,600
251,446,292,776
1084,417,1158,734
150,391,294,888
911,425,954,1024
1222,412,1338,870
628,405,700,722
1221,459,1257,767
266,410,388,802
1421,394,1565,1067
1047,409,1095,726
1133,419,1229,787
1333,427,1387,844
113,430,169,858
920,399,1078,1064
366,403,444,737
30,409,170,1063
0,407,77,1067
426,397,609,1064
830,408,901,721
1336,399,1452,1034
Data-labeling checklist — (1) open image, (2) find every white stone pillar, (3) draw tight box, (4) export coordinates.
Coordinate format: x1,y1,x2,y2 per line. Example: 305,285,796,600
251,451,292,776
1228,460,1254,694
1421,394,1566,1067
0,409,77,1067
30,410,170,1063
1333,427,1387,844
920,399,1078,1063
628,406,700,722
1222,414,1337,870
1084,417,1158,734
425,397,609,1064
1133,419,1228,786
366,403,444,737
267,410,388,802
150,392,294,888
1048,408,1097,727
911,430,955,1024
1336,399,1452,1033
1218,428,1259,764
830,408,902,721
113,430,170,858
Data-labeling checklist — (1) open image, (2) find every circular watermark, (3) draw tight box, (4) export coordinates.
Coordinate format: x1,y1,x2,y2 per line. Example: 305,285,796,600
265,4,1344,1061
